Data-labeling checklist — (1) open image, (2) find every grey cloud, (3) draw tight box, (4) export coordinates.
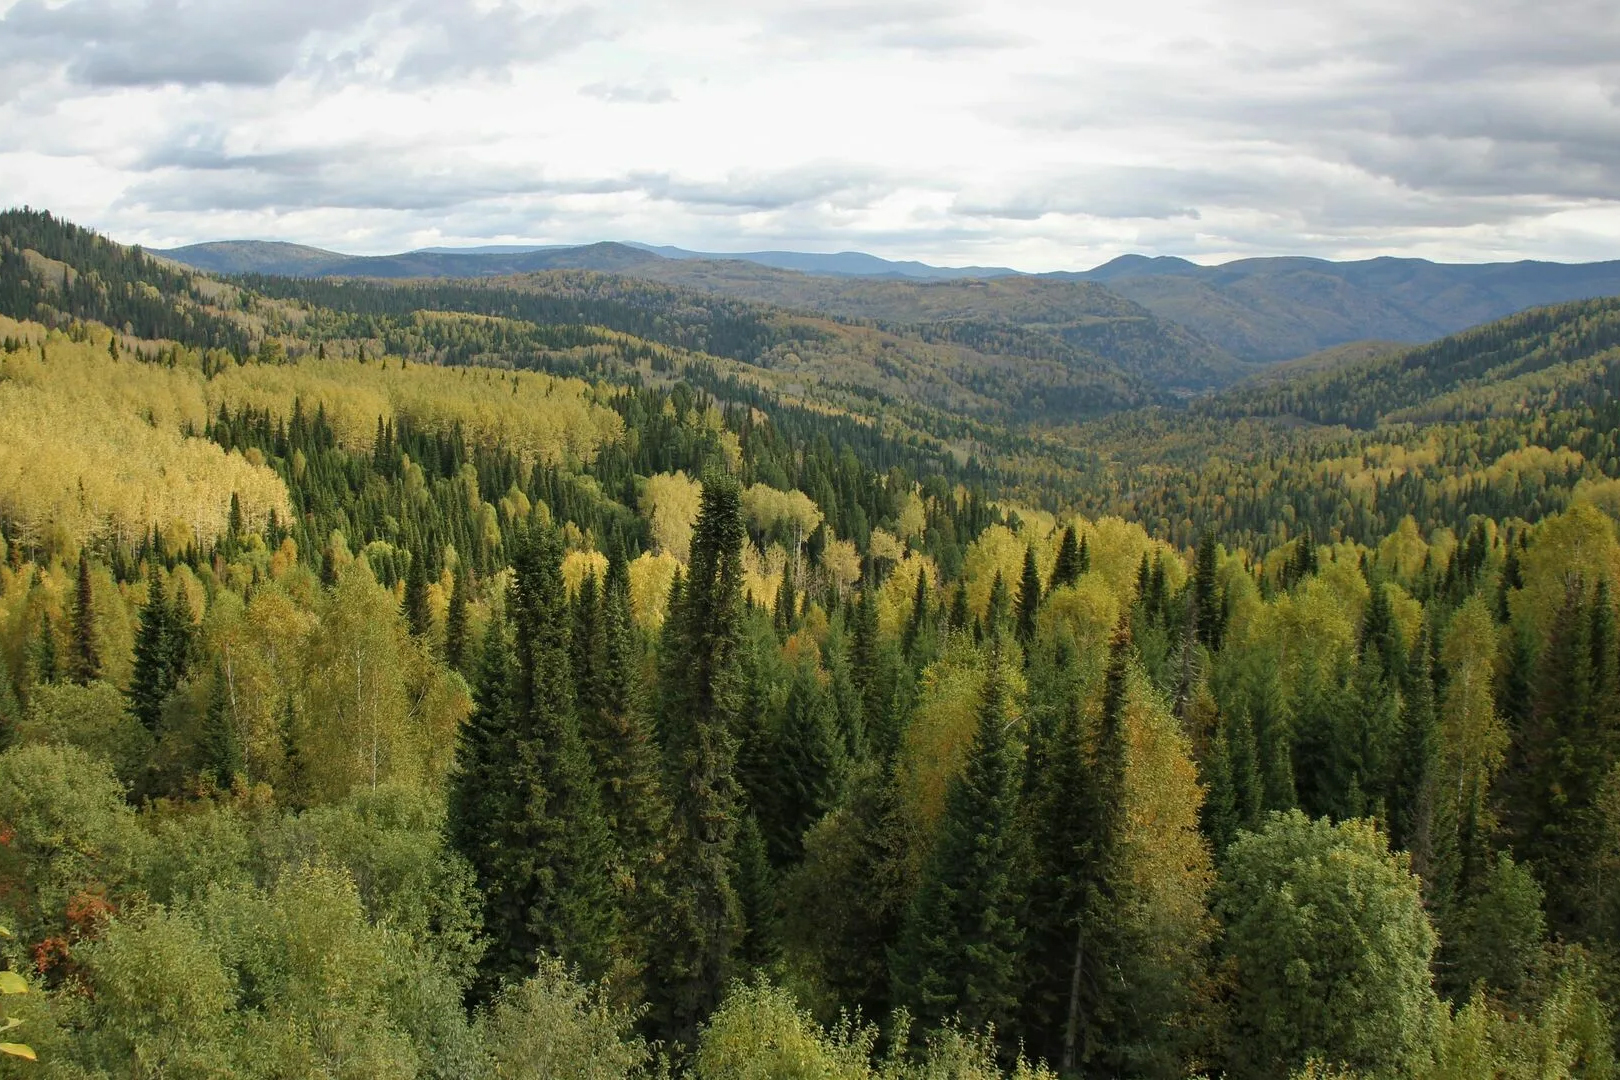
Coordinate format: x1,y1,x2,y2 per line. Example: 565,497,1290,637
0,0,607,90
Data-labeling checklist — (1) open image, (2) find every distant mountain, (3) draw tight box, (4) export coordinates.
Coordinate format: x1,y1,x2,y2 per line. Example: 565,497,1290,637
158,238,1019,281
1063,254,1620,362
157,240,352,277
626,243,1021,280
156,240,664,279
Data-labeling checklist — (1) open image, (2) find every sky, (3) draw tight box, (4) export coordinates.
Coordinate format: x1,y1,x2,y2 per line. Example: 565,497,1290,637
0,0,1617,270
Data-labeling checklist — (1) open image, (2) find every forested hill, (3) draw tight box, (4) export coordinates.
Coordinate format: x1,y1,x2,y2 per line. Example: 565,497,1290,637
1207,296,1620,428
1073,252,1620,362
6,205,1620,1077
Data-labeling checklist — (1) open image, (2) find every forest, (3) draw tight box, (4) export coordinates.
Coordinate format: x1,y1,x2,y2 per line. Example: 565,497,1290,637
0,209,1618,1078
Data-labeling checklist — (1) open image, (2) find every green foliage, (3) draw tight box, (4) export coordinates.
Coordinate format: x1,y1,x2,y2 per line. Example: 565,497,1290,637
890,651,1024,1039
476,957,649,1080
1216,812,1439,1080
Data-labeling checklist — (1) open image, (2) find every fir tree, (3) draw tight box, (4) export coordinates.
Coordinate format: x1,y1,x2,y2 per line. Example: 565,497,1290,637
443,569,470,675
128,566,176,732
29,612,56,686
1015,543,1042,652
1193,529,1223,649
68,549,100,684
450,530,619,995
733,813,779,970
891,649,1025,1040
1390,621,1439,874
902,566,930,661
1050,525,1082,591
948,578,970,634
648,471,748,1047
201,661,242,788
985,569,1010,641
403,549,431,639
769,657,846,865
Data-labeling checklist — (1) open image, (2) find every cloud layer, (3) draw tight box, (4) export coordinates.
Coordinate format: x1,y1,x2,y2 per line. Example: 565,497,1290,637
1,0,1616,267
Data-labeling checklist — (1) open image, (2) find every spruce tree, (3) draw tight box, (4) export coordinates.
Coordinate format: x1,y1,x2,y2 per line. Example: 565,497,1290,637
1050,525,1082,591
948,578,970,634
128,566,175,732
69,549,100,684
985,569,1010,640
201,661,242,788
769,657,846,865
443,569,470,675
1390,621,1439,873
1193,529,1223,649
649,471,748,1047
403,549,431,639
902,566,930,661
891,649,1025,1039
1014,543,1042,652
450,530,618,995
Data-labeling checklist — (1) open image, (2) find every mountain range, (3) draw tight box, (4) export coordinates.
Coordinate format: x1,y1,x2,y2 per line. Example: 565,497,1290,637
156,238,1620,366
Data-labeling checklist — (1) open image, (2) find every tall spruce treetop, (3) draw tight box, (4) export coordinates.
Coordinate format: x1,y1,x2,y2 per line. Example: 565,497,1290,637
403,549,431,639
128,565,175,732
69,548,100,685
1015,543,1042,652
1050,525,1083,592
443,569,470,675
891,647,1025,1040
1193,530,1222,650
650,470,748,1048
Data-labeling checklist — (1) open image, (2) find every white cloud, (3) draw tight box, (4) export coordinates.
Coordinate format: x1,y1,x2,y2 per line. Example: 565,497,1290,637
0,0,1617,267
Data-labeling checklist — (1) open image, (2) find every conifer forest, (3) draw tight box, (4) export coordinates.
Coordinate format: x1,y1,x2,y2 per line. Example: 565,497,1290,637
4,208,1620,1079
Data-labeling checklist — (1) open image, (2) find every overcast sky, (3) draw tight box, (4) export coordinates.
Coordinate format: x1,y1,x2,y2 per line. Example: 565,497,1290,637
1,0,1617,269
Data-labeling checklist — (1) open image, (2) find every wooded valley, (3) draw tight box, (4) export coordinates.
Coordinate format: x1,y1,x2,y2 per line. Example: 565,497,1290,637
0,209,1617,1078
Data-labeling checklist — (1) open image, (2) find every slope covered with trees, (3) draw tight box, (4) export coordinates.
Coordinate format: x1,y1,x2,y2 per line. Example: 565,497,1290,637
0,211,1618,1078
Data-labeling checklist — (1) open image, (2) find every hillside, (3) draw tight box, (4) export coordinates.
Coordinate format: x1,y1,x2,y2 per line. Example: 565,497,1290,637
1076,253,1620,362
5,207,1620,1078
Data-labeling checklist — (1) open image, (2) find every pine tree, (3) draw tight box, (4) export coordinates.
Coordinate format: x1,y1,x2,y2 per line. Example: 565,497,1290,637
891,649,1025,1040
1050,525,1082,591
948,577,970,634
734,813,780,970
450,530,619,995
1015,543,1042,652
68,549,100,684
201,661,242,788
985,569,1010,640
28,612,56,686
1390,621,1439,874
902,566,930,661
443,569,470,675
774,551,797,637
128,566,175,732
648,471,748,1047
403,549,431,639
1193,529,1223,649
769,657,846,865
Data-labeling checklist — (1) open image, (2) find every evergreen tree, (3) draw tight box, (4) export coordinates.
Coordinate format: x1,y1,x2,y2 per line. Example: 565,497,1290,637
774,551,797,637
69,548,100,684
648,471,748,1047
902,566,930,661
403,549,431,639
985,569,1010,641
1203,703,1262,855
28,611,57,686
733,812,779,971
768,657,846,865
1193,529,1222,649
948,578,970,634
443,569,470,675
128,566,176,732
450,530,619,994
891,649,1025,1040
1049,525,1082,591
201,661,242,788
1390,620,1438,873
1014,543,1041,652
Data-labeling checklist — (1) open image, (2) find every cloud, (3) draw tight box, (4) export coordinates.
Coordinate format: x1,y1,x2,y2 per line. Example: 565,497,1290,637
5,0,1620,266
0,0,608,89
